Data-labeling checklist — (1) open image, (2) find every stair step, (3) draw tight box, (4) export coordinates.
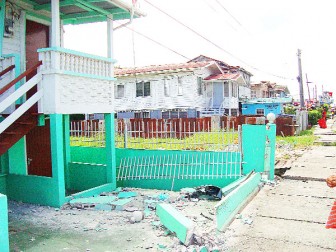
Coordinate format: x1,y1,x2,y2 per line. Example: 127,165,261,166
2,131,18,135
15,121,34,125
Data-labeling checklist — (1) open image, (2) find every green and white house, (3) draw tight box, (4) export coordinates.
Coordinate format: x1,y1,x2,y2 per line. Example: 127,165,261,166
0,0,145,250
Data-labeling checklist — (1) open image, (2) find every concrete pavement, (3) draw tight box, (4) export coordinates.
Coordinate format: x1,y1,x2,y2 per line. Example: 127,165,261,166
223,119,336,251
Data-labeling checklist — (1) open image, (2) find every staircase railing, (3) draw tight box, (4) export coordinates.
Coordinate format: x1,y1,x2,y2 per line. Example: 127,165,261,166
0,61,43,134
0,64,15,80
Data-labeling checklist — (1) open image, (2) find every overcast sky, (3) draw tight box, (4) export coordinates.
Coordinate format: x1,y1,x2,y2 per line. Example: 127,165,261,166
64,0,336,100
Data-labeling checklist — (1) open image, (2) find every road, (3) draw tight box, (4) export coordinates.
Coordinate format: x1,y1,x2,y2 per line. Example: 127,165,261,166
223,119,336,251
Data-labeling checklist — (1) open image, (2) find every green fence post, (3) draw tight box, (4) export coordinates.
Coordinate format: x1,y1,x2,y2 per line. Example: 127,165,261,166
0,194,9,252
63,115,71,189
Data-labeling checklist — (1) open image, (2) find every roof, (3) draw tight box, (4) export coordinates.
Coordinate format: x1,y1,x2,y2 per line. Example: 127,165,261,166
243,97,293,104
115,61,211,76
203,73,241,81
189,55,253,77
16,0,146,25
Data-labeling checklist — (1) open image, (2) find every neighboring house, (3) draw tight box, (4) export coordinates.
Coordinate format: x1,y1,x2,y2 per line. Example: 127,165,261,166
114,55,253,118
114,61,224,119
242,97,293,117
188,55,253,101
251,81,290,99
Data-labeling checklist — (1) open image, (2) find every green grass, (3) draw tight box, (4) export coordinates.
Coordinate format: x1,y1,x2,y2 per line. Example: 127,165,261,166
276,129,317,149
70,131,239,151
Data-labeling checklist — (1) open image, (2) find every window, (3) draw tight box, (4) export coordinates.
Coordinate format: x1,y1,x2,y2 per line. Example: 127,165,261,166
256,108,265,115
251,90,256,98
134,111,150,118
136,81,151,97
224,82,229,97
206,83,212,98
143,111,150,118
197,77,203,95
164,79,170,97
178,77,183,95
115,85,125,98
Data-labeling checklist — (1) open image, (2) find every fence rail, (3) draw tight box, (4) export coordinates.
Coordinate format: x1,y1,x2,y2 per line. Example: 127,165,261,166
117,152,242,183
70,118,241,151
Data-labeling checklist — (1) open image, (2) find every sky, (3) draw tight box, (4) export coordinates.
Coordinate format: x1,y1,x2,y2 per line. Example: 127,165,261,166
63,0,336,100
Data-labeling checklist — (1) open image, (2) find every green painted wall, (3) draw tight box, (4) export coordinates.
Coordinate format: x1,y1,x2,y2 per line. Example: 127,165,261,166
69,147,241,191
0,194,9,252
0,175,6,194
68,163,107,192
8,138,27,175
71,146,107,164
215,173,261,231
6,174,63,207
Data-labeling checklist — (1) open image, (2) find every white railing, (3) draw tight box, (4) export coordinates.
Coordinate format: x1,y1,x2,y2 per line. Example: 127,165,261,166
38,47,114,79
0,73,42,134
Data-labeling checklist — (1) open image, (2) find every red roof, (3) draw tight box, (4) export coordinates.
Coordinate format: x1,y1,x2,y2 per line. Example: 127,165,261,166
204,73,241,81
115,61,210,76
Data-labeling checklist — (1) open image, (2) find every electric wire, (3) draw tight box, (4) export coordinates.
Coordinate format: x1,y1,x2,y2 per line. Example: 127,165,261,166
144,0,295,81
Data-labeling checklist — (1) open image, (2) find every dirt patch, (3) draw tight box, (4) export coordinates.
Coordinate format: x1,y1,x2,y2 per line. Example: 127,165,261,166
9,188,227,251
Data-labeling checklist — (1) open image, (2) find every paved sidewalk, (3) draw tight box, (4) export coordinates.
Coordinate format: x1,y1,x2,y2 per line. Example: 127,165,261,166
223,121,336,251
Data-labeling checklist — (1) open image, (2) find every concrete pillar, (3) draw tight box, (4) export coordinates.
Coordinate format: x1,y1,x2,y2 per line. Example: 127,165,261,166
105,113,116,189
50,114,66,206
0,194,9,252
242,123,276,180
63,115,71,189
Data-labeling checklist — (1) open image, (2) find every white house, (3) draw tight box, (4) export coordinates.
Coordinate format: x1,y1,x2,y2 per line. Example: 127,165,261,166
114,56,252,118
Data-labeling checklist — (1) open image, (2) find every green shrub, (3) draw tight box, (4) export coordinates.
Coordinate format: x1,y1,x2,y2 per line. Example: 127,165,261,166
284,105,296,115
308,110,321,125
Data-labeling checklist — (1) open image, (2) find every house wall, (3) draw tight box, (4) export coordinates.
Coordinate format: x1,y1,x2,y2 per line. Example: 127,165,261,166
239,85,251,99
242,103,282,116
2,7,24,57
115,72,205,112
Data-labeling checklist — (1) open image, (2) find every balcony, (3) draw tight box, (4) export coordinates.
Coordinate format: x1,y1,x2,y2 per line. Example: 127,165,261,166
38,47,116,114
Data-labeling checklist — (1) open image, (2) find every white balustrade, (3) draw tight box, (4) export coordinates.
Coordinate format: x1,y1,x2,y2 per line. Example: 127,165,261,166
38,48,114,79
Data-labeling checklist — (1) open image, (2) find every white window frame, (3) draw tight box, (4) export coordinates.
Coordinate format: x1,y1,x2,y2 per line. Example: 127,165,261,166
115,84,125,98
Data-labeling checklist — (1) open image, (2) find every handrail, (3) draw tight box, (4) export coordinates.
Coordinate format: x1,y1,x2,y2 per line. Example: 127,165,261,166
0,61,42,96
0,65,15,79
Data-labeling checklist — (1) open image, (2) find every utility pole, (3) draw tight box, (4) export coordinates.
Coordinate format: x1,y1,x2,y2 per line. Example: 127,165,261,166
305,73,312,102
297,49,305,108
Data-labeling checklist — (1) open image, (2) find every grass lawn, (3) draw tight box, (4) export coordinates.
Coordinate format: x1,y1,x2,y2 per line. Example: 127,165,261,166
70,131,239,151
276,129,317,149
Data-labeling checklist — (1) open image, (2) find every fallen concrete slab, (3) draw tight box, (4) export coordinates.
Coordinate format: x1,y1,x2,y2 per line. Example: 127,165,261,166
215,173,262,231
156,203,195,245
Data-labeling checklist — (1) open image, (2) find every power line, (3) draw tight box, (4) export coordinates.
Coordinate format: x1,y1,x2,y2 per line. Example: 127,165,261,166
115,21,191,61
144,0,294,81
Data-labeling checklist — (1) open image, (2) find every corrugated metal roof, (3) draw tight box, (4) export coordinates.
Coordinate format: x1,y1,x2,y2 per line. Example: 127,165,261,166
115,61,211,76
203,73,241,81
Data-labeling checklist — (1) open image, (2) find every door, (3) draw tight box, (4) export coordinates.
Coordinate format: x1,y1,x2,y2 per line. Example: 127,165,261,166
25,20,49,109
25,20,52,177
212,82,224,108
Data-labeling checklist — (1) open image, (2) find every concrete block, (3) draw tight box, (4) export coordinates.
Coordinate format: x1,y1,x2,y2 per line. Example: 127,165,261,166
118,191,137,199
111,198,133,211
70,196,116,205
156,203,195,245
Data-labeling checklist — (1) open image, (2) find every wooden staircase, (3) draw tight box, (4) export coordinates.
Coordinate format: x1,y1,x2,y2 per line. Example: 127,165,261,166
0,113,38,156
0,61,42,156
